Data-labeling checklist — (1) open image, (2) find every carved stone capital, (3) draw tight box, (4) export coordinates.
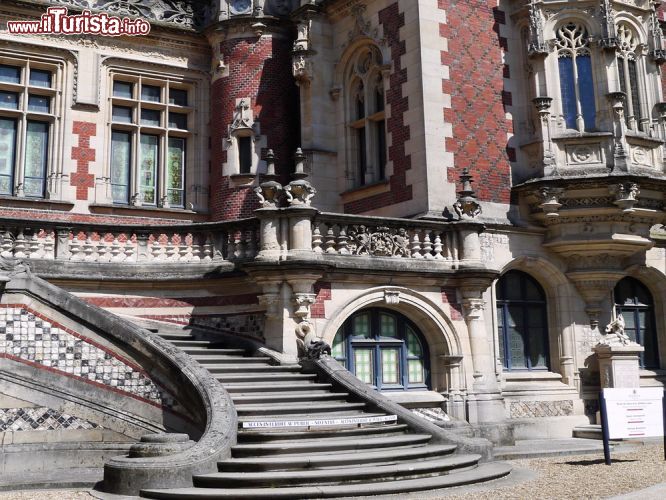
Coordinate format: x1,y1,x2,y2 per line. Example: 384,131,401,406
461,298,485,321
293,292,316,321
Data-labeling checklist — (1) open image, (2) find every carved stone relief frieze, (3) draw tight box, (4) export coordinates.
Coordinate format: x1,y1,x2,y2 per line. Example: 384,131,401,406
565,144,602,166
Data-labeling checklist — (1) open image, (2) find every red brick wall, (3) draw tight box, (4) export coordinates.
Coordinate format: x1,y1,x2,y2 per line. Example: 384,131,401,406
311,282,332,319
441,287,463,321
344,2,413,214
441,0,511,203
209,33,299,221
70,121,96,201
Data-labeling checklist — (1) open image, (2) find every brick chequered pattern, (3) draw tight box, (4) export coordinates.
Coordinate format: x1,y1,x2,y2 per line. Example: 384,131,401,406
310,282,331,319
441,287,463,321
70,121,96,201
344,2,413,214
509,400,574,419
210,35,299,220
441,1,511,203
0,306,174,407
0,407,100,431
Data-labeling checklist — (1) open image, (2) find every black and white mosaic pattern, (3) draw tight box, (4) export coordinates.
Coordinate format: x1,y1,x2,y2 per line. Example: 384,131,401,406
0,407,100,431
0,307,172,406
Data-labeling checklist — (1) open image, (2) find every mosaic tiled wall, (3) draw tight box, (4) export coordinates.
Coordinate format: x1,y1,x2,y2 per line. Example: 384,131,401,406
0,407,101,432
510,400,574,419
0,305,174,408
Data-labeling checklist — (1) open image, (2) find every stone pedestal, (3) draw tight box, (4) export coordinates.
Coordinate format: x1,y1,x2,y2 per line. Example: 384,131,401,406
593,342,644,389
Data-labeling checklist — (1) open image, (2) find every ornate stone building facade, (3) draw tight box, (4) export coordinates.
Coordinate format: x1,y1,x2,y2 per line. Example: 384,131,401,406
0,0,664,452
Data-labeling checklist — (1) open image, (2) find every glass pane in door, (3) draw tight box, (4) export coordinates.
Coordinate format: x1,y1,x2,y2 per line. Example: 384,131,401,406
354,349,374,384
381,348,399,384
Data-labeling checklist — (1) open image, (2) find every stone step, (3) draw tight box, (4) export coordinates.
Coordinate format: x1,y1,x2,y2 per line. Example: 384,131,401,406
223,383,334,393
216,373,319,383
207,365,302,374
141,460,512,499
220,442,454,471
179,346,246,355
190,355,273,364
231,392,350,405
237,413,396,431
238,423,409,442
158,333,195,342
234,401,367,417
230,433,431,457
194,453,481,488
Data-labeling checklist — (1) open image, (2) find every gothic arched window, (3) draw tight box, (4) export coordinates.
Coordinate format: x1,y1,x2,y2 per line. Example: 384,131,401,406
346,46,387,187
496,270,549,371
616,24,643,131
332,308,430,390
556,22,596,131
614,277,659,369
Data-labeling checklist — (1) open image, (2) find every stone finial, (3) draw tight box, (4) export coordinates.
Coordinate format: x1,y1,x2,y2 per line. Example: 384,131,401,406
285,180,316,206
293,148,308,180
254,150,283,208
609,182,640,212
453,168,482,220
535,187,565,217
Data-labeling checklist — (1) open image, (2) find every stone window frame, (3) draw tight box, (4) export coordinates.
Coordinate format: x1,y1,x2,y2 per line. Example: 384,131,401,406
343,44,388,189
613,276,659,369
105,66,202,210
614,21,649,132
552,19,598,132
495,270,550,372
0,52,65,200
331,307,431,391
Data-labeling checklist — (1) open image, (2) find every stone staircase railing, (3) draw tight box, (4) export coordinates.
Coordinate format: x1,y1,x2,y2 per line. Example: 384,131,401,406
0,209,485,271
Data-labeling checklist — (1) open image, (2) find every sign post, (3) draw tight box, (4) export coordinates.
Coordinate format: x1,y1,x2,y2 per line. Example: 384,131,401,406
599,388,665,465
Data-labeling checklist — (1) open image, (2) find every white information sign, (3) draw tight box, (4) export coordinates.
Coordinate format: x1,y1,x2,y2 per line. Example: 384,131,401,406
603,388,664,439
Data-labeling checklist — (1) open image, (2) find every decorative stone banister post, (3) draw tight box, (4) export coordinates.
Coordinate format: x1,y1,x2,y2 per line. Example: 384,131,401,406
285,147,318,257
55,227,71,261
457,224,483,264
254,149,284,261
452,169,484,267
135,230,151,262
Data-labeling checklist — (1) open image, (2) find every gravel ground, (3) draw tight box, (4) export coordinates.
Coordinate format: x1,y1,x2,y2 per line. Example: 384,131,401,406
438,444,666,500
0,445,664,500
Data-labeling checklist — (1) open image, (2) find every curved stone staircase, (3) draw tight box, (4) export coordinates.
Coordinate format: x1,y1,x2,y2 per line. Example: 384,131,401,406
140,329,511,499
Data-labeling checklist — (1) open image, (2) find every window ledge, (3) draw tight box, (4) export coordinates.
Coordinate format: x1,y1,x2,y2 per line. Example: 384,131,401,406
552,131,613,142
89,203,208,221
340,179,390,204
0,196,74,211
229,174,256,186
503,371,563,382
625,132,664,146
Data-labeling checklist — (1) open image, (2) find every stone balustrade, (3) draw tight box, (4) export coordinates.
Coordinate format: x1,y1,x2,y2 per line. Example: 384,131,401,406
0,219,260,265
0,211,484,270
312,214,462,263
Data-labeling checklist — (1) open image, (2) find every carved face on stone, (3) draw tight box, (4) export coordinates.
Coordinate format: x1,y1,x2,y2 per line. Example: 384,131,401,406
267,0,291,16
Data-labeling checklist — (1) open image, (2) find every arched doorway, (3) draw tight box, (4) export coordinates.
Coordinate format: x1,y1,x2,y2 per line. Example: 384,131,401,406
331,307,430,391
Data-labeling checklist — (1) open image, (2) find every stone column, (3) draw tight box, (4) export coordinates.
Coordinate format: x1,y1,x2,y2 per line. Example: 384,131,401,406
256,279,299,362
460,289,505,424
440,354,466,421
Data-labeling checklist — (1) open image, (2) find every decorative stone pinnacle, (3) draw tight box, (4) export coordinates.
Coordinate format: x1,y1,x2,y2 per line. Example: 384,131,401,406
292,148,308,180
265,149,276,178
453,168,482,220
536,187,565,217
609,182,640,212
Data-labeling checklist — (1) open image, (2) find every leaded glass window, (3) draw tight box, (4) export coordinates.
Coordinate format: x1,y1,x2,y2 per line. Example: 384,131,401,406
556,22,595,131
614,278,659,369
346,45,387,188
0,61,56,198
332,308,429,390
109,75,193,208
496,270,549,371
616,24,643,131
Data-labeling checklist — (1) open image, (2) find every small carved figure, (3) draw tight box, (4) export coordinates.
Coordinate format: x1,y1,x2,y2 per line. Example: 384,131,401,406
601,315,633,346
